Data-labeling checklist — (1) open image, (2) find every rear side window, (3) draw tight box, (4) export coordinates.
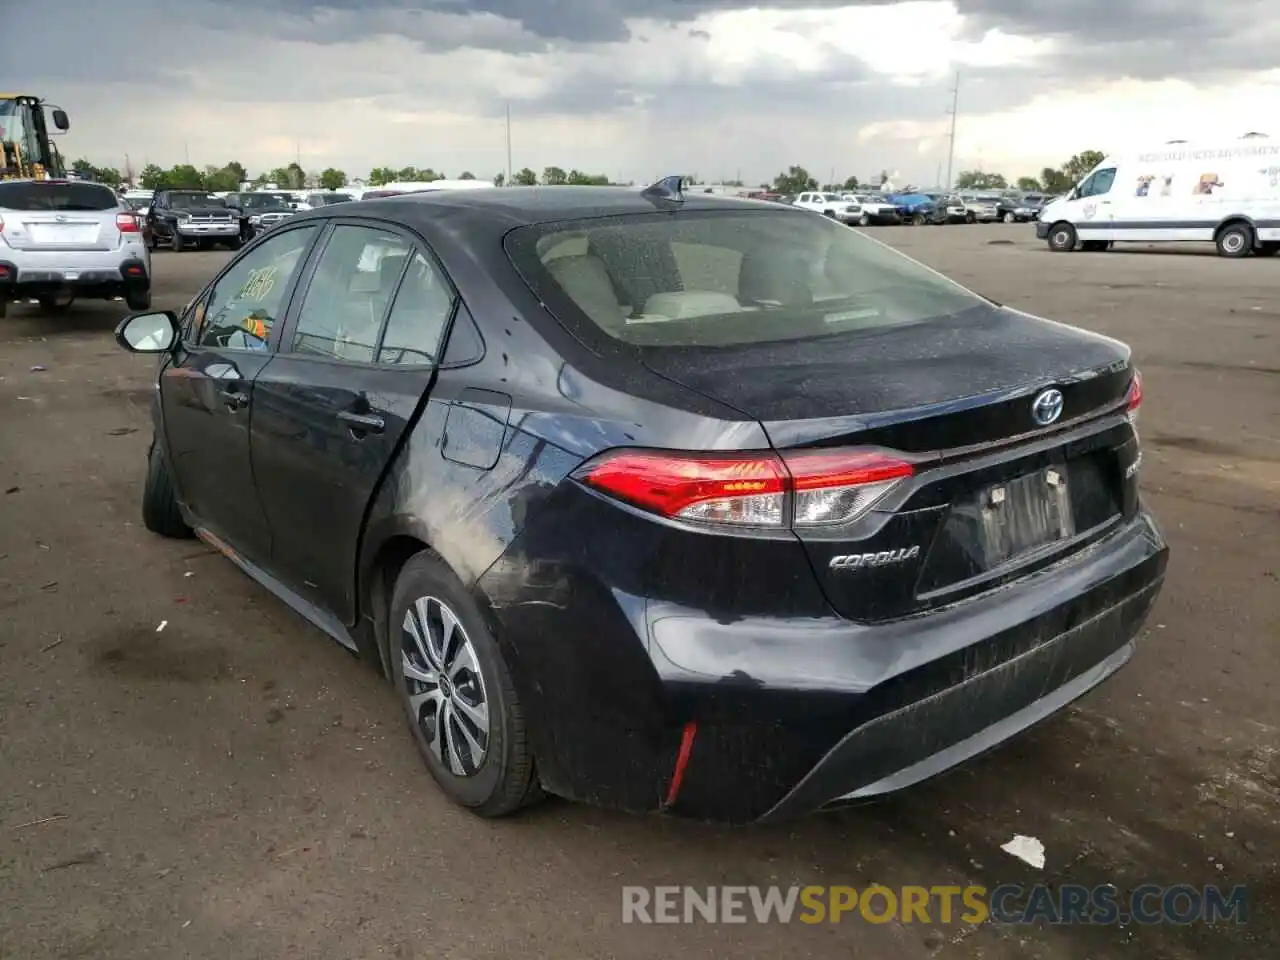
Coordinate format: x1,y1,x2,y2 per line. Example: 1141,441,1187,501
377,251,456,366
290,225,412,362
0,182,118,212
505,210,984,348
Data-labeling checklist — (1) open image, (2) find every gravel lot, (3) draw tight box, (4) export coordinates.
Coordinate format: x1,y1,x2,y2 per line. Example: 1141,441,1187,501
1,224,1276,959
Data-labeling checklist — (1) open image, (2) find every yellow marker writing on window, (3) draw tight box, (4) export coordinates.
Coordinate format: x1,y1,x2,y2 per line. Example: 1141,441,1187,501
239,266,279,301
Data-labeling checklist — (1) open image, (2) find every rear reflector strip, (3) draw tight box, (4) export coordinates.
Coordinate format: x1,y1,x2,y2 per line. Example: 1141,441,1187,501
662,721,698,809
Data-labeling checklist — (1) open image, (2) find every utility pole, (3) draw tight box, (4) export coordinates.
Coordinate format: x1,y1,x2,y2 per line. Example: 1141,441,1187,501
944,70,960,191
505,102,513,187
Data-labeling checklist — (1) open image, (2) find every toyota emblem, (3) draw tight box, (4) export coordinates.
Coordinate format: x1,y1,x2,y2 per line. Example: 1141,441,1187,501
1031,388,1064,427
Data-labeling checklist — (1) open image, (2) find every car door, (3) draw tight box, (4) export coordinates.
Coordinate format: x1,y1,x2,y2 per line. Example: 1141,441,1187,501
160,223,322,566
1065,166,1118,241
251,220,457,621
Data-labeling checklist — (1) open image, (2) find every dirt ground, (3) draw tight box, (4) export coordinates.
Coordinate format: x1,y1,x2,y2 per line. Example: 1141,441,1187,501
1,225,1276,960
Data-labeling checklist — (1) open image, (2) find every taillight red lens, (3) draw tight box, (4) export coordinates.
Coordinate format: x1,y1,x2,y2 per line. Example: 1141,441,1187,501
580,451,788,525
116,212,140,233
578,448,914,527
1126,370,1143,412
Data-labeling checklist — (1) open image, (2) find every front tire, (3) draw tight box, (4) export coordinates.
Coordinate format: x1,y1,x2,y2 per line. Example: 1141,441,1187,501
390,551,540,817
142,441,193,538
1047,222,1077,252
170,230,186,252
859,213,870,227
1216,223,1253,258
1003,211,1015,223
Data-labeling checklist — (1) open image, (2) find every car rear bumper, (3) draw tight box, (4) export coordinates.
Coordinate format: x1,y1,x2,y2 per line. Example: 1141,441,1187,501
0,256,149,299
484,505,1167,823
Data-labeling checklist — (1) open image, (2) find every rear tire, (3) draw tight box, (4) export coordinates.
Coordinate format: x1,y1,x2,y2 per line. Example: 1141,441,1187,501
1215,222,1253,258
390,551,541,818
1047,222,1077,252
142,441,193,539
125,286,152,311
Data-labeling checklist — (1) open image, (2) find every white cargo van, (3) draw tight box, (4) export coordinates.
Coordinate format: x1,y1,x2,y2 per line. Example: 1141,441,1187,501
1036,137,1280,258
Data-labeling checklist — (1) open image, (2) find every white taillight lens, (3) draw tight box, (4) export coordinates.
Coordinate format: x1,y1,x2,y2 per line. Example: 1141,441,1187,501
792,479,904,526
782,450,915,526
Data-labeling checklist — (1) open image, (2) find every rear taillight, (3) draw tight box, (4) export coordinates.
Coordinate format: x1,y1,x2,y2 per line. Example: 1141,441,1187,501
116,212,140,233
577,448,914,528
1126,370,1142,412
782,450,915,526
578,451,788,525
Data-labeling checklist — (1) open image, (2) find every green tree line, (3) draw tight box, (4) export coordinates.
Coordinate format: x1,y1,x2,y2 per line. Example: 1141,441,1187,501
72,159,618,191
953,150,1106,194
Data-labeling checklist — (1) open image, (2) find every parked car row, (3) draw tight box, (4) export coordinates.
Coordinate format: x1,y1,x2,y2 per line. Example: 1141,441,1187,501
774,190,1051,226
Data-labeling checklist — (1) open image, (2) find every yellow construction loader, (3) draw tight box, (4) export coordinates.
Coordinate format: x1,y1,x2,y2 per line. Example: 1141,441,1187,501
0,94,69,180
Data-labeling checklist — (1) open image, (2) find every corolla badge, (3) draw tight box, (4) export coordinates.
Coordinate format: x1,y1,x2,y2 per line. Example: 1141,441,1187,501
1031,388,1064,426
829,546,920,571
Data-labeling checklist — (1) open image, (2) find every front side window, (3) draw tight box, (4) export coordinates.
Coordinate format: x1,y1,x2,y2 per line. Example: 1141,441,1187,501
506,209,984,349
196,226,318,350
1078,168,1117,199
289,225,411,362
377,251,456,366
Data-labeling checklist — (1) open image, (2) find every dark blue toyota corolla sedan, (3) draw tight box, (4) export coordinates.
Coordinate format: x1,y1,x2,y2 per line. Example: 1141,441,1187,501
114,178,1167,823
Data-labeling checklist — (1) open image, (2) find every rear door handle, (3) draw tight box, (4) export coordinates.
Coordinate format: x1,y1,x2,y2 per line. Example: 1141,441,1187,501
220,389,248,411
337,410,385,434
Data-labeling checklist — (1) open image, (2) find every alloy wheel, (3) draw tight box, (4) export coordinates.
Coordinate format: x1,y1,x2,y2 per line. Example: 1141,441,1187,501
401,595,490,776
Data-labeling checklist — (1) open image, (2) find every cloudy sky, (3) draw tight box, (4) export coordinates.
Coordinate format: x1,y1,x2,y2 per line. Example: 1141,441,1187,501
4,0,1278,185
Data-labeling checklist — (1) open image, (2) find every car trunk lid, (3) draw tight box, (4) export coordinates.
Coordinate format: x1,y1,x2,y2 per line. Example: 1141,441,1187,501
639,304,1140,621
0,181,122,252
2,210,118,251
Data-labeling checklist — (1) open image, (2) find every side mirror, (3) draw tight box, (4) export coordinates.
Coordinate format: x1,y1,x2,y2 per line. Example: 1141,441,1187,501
115,310,178,353
51,109,70,131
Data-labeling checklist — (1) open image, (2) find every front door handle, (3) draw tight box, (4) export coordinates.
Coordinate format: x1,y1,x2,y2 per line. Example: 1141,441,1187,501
337,410,385,434
220,389,248,411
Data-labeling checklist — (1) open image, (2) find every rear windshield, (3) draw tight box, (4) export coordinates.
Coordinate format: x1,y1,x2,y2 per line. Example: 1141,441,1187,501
505,209,984,348
0,182,118,212
238,193,292,209
170,192,224,208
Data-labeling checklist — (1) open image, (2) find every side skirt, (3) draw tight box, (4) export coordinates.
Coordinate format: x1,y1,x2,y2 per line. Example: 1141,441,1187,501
194,527,360,654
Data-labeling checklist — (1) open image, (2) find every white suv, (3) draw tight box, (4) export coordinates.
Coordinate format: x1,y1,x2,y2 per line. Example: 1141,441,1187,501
0,179,151,317
792,191,861,224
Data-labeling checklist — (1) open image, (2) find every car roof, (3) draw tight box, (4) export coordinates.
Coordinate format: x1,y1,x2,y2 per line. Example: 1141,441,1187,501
348,185,782,229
